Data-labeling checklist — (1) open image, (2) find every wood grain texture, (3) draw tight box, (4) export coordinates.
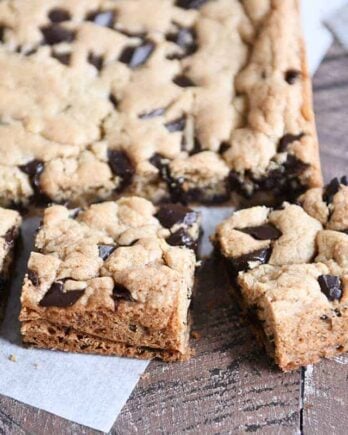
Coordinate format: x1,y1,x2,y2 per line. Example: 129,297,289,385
0,42,347,435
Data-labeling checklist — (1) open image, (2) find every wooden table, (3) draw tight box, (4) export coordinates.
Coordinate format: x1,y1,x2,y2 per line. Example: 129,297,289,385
1,42,347,435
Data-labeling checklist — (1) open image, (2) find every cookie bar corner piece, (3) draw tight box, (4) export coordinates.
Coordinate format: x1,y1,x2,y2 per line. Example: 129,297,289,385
19,198,201,361
0,207,22,319
213,177,348,371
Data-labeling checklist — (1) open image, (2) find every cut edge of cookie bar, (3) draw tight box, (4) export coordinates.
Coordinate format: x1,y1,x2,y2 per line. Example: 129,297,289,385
21,318,191,362
238,262,348,372
212,177,348,371
19,197,201,361
0,207,22,320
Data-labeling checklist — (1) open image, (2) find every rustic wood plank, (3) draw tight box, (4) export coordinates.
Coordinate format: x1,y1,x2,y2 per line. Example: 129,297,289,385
114,257,301,434
302,42,348,435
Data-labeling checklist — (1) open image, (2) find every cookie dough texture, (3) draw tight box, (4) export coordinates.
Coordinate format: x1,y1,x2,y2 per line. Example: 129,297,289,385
0,0,321,208
0,207,22,318
213,178,348,371
20,197,201,361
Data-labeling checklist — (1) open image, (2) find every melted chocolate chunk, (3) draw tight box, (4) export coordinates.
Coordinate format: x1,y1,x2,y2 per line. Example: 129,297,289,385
108,150,135,191
165,116,186,132
0,26,6,42
240,224,282,241
28,269,40,287
149,153,167,170
41,25,76,45
139,108,165,120
175,0,209,9
166,28,197,58
156,204,198,228
98,244,116,260
52,51,71,65
166,228,197,250
19,159,50,204
278,133,305,153
4,226,16,247
48,8,71,23
86,10,115,28
119,41,155,68
219,142,230,154
113,284,134,302
39,281,85,308
88,52,104,70
109,94,119,109
318,275,343,302
323,177,348,204
230,248,272,273
285,69,301,84
173,75,196,87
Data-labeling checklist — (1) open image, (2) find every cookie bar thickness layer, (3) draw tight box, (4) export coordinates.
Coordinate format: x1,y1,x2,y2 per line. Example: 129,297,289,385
213,177,348,371
20,197,201,361
0,207,21,319
0,0,321,208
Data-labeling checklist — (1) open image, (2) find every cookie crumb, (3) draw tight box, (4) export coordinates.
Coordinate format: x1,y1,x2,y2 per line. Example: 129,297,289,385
191,331,201,340
8,354,17,362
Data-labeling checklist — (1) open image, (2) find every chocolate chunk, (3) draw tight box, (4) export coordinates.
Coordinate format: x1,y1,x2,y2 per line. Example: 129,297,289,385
28,270,40,287
139,108,165,120
278,133,305,153
48,8,71,23
318,275,343,302
341,175,348,186
88,52,104,70
41,25,76,45
285,69,301,84
219,142,230,154
86,10,115,28
108,150,134,191
323,178,340,204
230,248,272,273
173,75,196,87
175,0,209,9
0,26,6,42
165,116,186,132
39,281,85,308
119,41,155,68
156,204,198,228
149,153,167,170
52,51,71,65
113,284,134,302
166,27,197,58
109,94,119,109
240,224,282,241
4,226,17,248
166,228,197,250
323,177,347,204
19,159,50,204
98,244,116,260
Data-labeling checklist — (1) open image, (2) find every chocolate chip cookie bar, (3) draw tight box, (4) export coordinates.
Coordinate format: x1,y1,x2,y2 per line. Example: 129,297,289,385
0,0,321,208
213,177,348,371
0,207,21,319
19,197,201,361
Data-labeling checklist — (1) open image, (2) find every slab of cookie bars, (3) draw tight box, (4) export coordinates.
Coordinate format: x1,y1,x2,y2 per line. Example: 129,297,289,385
0,0,321,208
0,207,21,320
213,177,348,371
19,197,201,361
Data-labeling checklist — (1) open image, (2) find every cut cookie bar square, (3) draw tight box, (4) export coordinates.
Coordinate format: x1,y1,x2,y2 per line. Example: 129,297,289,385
0,0,321,208
213,177,348,371
20,197,201,361
0,207,21,319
